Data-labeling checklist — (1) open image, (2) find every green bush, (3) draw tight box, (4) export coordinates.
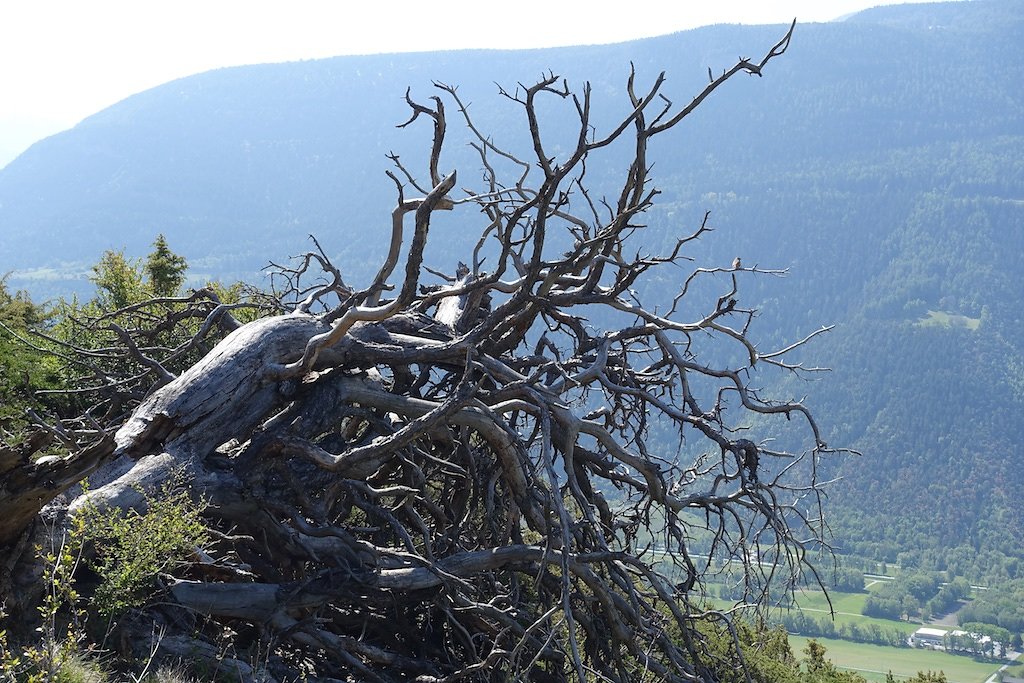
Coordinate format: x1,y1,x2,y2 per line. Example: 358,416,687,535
73,477,208,618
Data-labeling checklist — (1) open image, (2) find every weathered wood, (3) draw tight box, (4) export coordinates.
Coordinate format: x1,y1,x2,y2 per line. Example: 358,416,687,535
154,635,273,683
169,579,287,620
433,262,485,332
0,433,115,547
115,313,324,458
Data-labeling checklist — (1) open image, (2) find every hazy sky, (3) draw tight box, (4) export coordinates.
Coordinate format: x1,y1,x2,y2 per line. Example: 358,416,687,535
0,0,951,167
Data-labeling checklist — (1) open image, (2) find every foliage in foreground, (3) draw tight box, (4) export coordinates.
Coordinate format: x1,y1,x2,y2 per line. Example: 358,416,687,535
0,277,63,435
74,478,209,618
0,475,207,683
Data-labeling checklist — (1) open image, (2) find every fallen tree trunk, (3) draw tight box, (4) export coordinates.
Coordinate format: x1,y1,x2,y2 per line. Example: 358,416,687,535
0,432,115,547
1,24,855,682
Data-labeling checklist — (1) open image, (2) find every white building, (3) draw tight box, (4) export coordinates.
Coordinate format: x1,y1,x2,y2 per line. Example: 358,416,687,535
911,627,948,648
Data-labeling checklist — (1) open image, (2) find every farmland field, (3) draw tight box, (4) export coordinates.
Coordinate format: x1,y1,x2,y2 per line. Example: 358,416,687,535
785,589,916,636
705,585,915,638
788,635,1004,683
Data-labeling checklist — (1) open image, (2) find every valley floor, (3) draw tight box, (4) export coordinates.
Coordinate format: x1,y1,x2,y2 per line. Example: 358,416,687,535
788,635,1006,683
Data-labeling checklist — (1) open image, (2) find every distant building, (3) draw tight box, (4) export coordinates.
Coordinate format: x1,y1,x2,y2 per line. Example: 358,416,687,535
911,627,948,648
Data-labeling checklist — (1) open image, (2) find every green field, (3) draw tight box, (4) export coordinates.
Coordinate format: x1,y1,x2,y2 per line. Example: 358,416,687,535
705,586,915,638
785,589,916,636
792,588,869,614
916,309,982,331
788,636,1004,683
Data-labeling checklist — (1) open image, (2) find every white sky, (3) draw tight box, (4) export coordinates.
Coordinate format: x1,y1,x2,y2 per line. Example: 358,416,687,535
0,0,951,167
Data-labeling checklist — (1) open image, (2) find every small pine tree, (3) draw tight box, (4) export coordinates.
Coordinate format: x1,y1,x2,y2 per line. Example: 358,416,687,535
90,249,146,310
144,233,187,297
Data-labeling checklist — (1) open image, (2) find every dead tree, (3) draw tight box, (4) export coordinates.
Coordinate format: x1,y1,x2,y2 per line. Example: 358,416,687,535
1,21,847,682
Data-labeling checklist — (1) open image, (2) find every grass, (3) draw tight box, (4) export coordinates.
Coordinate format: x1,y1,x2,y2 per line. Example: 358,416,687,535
788,635,1005,683
866,580,896,593
704,584,916,637
783,589,916,636
916,309,981,331
792,588,868,614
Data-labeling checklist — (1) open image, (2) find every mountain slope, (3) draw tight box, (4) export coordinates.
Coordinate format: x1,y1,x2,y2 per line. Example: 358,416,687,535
2,0,1023,579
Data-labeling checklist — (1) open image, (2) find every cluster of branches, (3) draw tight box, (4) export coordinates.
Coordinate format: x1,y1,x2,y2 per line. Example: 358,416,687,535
1,21,852,683
0,276,273,549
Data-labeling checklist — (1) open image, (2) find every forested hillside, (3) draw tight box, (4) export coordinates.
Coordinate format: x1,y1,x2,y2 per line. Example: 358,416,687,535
2,0,1023,583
